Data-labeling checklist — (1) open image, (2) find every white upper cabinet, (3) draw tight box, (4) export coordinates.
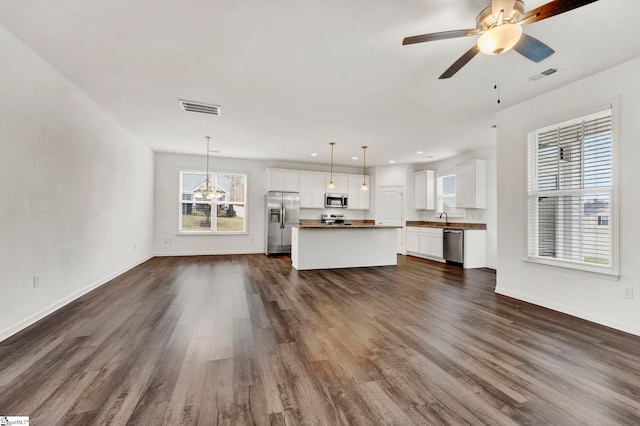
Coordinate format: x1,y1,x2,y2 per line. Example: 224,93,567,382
414,170,435,210
455,159,487,209
299,172,326,209
347,175,370,210
269,169,300,192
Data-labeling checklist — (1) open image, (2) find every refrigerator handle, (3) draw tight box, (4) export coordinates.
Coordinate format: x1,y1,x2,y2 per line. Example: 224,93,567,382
281,206,285,229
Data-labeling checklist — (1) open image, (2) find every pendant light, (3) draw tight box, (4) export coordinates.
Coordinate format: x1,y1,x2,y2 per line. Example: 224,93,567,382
327,141,336,190
360,145,368,191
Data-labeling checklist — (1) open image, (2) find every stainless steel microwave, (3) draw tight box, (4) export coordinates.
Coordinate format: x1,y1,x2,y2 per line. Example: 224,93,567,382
324,193,348,208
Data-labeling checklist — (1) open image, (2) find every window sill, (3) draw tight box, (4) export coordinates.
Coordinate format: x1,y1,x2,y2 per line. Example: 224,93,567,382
524,256,620,281
176,231,249,236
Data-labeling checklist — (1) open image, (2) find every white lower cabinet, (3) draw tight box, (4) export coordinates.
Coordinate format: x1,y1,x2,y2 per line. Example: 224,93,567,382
406,227,420,253
406,226,444,261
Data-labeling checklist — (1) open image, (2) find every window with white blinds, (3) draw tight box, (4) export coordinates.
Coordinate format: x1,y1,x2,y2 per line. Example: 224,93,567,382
527,107,616,273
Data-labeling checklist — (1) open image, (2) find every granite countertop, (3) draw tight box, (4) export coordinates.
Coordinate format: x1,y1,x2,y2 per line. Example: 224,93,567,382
295,220,402,229
405,220,487,230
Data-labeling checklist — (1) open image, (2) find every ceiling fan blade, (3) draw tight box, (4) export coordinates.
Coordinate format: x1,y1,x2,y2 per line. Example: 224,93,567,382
439,45,480,79
520,0,600,25
514,34,555,62
492,0,516,20
403,29,479,45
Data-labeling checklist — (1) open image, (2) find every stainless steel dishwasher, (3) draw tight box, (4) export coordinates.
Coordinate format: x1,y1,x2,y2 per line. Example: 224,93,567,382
443,229,464,264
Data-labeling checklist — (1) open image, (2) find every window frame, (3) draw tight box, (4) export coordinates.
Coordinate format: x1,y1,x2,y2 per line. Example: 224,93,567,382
437,173,465,217
178,170,249,235
525,102,619,277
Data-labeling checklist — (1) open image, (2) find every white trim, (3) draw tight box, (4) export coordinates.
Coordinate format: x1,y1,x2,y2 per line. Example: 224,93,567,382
176,232,249,236
523,256,619,280
154,250,264,256
0,255,153,343
495,287,640,337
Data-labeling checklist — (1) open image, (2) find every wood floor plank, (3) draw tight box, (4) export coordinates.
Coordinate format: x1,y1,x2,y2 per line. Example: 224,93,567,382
0,254,639,424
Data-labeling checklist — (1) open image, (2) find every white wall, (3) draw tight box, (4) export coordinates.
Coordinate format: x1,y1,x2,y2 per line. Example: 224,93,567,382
0,25,154,341
496,56,640,336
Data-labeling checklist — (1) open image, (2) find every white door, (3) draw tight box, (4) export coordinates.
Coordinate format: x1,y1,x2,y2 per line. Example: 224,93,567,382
376,186,403,253
377,186,403,226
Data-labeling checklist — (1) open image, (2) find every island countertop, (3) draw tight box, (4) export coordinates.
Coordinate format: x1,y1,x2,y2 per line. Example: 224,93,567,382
294,220,402,229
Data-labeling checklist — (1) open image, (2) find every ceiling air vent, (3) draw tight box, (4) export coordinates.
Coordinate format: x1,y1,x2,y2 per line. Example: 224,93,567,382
529,68,558,81
179,100,221,116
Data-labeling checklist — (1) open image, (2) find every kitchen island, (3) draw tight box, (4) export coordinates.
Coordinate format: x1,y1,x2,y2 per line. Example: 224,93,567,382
291,220,402,270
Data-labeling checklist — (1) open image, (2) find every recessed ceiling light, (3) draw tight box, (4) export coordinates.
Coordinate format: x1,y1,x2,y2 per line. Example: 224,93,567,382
416,151,424,155
352,156,358,160
310,153,318,156
389,160,395,164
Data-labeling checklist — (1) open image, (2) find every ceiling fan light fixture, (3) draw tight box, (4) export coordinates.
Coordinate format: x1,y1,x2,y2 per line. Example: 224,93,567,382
477,23,523,55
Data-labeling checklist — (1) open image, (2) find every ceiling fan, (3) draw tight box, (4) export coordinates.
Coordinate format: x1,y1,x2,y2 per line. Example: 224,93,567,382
403,0,600,79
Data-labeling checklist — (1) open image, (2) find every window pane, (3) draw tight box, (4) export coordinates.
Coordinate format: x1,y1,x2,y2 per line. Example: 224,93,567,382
215,204,245,232
536,194,610,265
442,196,456,212
182,171,210,198
181,204,212,231
216,173,246,203
442,175,456,196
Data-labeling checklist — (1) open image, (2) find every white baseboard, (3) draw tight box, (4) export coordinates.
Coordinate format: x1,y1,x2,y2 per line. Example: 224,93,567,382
153,250,265,257
0,255,153,343
495,287,640,337
406,252,446,263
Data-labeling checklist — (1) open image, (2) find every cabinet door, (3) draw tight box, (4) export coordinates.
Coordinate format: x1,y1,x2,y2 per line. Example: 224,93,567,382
406,231,420,253
414,172,427,210
429,235,444,258
300,173,326,208
419,233,429,255
414,170,435,210
269,170,300,192
347,175,370,210
283,171,300,192
455,162,475,208
455,160,486,209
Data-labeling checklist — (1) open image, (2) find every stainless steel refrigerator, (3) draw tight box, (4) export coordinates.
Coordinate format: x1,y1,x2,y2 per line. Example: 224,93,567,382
265,191,300,255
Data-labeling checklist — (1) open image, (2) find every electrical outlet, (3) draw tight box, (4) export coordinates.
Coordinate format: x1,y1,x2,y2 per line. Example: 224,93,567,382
622,286,634,299
33,274,40,288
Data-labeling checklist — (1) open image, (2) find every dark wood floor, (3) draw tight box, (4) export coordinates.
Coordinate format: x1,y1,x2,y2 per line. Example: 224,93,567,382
1,255,639,425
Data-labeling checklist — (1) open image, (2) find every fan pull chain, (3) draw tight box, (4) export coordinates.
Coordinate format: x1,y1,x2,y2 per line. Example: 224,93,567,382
494,56,501,104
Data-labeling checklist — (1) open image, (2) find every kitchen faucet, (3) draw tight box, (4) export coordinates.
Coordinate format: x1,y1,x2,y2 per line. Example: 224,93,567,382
439,211,448,223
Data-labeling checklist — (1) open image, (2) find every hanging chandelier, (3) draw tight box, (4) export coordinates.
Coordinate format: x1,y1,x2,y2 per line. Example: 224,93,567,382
194,136,215,201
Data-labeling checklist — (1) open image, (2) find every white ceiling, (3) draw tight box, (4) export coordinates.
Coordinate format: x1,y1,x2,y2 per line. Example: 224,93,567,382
1,0,638,167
